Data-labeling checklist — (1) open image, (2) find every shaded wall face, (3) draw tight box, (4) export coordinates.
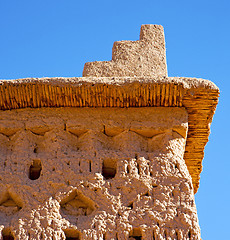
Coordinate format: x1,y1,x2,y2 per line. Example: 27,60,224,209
0,107,200,240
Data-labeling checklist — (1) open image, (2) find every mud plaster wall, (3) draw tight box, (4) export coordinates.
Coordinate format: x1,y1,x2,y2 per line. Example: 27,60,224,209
83,25,167,78
0,107,200,240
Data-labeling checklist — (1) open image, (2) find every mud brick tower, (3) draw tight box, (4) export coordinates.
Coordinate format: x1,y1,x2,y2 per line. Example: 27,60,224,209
0,25,219,239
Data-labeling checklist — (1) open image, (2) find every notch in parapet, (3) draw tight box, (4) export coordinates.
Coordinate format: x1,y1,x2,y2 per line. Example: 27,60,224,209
83,24,167,78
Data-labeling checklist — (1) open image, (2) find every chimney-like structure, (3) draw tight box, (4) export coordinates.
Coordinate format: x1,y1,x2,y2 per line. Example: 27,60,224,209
83,25,167,78
0,25,219,239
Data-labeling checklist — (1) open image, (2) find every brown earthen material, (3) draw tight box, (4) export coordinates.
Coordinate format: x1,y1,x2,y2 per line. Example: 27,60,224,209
0,76,219,193
0,108,200,239
83,25,167,78
0,25,219,239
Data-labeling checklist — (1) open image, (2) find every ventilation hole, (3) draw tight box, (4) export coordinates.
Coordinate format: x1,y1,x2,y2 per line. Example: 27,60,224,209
136,162,140,174
52,167,55,171
64,123,67,131
152,230,156,240
135,154,138,160
64,229,81,240
79,161,81,166
29,160,42,180
33,147,38,153
127,165,130,174
67,161,70,166
144,191,150,196
188,230,192,239
150,171,153,176
128,202,133,209
3,234,14,240
102,159,117,179
152,184,158,188
129,227,142,240
103,233,106,240
89,161,92,172
115,233,118,240
2,228,14,240
190,199,194,207
175,230,179,240
164,230,167,238
176,208,179,217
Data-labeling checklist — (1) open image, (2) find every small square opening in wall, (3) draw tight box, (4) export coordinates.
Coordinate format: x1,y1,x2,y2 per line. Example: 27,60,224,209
2,228,14,240
129,227,142,240
64,229,81,240
102,159,117,179
29,159,42,180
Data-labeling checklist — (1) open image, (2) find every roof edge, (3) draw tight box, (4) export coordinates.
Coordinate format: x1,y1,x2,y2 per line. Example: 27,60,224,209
0,76,219,90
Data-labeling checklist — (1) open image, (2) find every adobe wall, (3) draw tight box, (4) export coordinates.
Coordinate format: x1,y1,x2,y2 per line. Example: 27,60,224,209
83,25,167,78
0,24,219,240
0,107,200,239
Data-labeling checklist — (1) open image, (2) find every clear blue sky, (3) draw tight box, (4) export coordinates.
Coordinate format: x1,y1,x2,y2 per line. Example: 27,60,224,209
0,1,229,239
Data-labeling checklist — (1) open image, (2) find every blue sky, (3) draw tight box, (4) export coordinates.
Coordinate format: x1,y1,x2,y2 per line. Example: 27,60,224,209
0,0,229,239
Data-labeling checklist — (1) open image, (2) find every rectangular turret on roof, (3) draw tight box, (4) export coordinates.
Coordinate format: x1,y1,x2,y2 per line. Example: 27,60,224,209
83,25,167,78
